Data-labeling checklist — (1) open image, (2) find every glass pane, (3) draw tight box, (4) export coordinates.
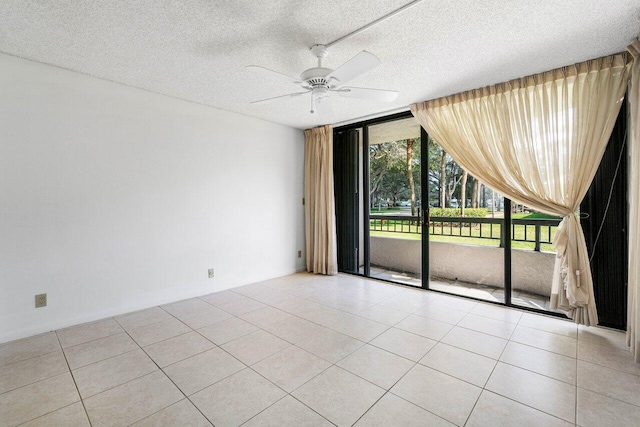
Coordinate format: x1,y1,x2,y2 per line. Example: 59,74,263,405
510,204,564,313
367,117,422,287
427,135,505,303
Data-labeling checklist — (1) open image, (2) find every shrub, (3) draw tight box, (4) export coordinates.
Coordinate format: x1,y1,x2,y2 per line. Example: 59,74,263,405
429,207,488,218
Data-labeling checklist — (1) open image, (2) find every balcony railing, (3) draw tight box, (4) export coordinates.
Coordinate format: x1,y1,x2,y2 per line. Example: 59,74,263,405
370,214,561,251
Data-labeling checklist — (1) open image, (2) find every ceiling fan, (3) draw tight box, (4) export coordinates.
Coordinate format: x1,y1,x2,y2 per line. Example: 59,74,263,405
247,44,398,113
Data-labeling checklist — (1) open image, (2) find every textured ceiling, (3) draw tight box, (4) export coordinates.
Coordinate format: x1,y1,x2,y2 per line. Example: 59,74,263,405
0,1,638,129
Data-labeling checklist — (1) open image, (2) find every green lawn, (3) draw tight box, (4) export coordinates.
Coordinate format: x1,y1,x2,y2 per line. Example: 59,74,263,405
370,207,402,213
370,220,557,252
513,212,561,220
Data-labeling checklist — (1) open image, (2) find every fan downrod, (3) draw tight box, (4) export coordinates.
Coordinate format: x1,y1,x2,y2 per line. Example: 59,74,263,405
310,44,328,66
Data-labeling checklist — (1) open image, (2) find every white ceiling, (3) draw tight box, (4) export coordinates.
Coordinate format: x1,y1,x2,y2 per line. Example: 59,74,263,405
0,1,638,129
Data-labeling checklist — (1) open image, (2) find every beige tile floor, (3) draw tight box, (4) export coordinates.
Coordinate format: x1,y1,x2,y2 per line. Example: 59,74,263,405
0,273,638,426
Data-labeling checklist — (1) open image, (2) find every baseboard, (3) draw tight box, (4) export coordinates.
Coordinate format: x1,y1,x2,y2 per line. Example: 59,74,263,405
0,268,310,344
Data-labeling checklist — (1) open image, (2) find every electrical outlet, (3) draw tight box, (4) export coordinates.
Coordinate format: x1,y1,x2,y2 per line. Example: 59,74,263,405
297,250,302,258
35,293,47,308
208,268,214,279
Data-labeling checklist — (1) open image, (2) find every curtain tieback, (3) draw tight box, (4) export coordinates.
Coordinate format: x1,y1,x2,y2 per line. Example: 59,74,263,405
553,213,590,305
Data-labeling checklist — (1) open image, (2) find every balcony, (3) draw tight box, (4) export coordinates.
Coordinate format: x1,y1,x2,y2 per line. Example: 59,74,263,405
369,214,562,311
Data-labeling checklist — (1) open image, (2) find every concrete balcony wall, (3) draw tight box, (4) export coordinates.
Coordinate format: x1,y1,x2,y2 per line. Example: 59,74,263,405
370,236,555,296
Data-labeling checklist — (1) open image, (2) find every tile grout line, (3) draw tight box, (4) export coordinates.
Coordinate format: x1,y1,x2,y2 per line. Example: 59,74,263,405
227,284,395,345
572,342,640,377
5,274,634,426
114,309,176,332
157,304,340,425
14,400,85,427
573,384,640,409
248,287,384,343
489,359,577,387
234,394,319,427
193,280,407,426
0,348,61,372
69,346,146,377
500,338,575,359
121,284,636,424
349,344,449,427
462,320,516,426
483,303,602,425
57,331,124,352
62,330,131,354
179,301,340,426
400,299,522,424
130,328,195,353
472,389,579,426
306,274,616,425
284,394,339,426
123,399,209,427
241,363,336,426
281,282,402,321
352,294,485,425
54,330,94,427
465,306,579,425
418,301,483,426
115,315,215,426
0,351,70,397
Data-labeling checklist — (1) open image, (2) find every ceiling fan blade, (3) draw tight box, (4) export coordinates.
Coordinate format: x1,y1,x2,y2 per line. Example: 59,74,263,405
326,51,381,85
250,91,310,105
336,87,398,102
246,65,303,85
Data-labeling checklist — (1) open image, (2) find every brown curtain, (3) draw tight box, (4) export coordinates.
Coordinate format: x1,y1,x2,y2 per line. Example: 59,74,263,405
627,38,640,361
411,53,631,325
304,125,338,275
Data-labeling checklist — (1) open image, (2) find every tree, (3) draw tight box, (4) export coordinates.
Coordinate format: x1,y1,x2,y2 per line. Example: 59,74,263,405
369,142,404,208
379,166,409,204
440,149,446,208
460,170,468,216
471,178,480,208
369,138,421,211
444,156,463,208
426,137,443,206
406,138,417,215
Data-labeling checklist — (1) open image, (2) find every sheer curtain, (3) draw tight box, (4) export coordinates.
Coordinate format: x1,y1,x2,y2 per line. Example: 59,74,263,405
304,125,338,275
627,38,640,361
411,53,631,325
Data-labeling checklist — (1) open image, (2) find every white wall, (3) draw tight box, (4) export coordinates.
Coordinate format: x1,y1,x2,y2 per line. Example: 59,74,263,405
0,54,305,343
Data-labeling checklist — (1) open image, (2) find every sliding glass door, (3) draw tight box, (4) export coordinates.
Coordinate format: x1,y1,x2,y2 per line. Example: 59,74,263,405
425,135,504,304
366,117,423,287
333,105,628,322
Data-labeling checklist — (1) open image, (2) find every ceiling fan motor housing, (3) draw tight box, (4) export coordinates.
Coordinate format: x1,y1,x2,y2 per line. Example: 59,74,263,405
300,67,332,84
301,66,332,102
